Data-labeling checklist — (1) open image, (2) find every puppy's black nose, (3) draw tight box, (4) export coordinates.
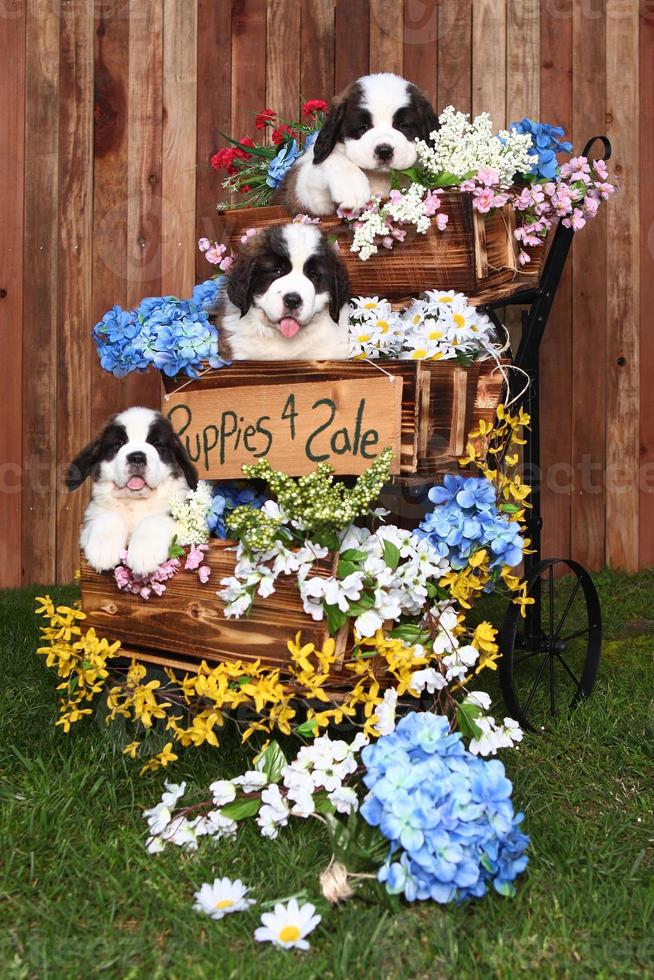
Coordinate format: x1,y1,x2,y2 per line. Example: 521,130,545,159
375,143,394,163
126,451,147,467
283,292,302,311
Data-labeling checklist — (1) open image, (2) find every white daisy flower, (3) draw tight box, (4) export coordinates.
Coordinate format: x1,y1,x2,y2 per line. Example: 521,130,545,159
193,877,255,920
254,898,321,951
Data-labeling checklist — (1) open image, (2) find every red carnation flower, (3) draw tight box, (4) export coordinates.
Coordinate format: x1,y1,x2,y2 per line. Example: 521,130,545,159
232,137,255,161
210,147,239,173
302,99,328,117
271,123,297,146
255,107,276,130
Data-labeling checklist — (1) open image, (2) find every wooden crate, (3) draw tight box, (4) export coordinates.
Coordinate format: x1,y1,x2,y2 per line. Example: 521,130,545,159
80,540,351,676
213,196,545,302
162,359,505,479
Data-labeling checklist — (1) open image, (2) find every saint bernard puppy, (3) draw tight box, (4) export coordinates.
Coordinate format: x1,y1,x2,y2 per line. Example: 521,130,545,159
272,72,438,216
217,222,351,360
66,407,198,577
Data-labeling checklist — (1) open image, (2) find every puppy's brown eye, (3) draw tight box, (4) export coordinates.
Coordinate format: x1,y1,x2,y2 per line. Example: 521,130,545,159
307,268,321,284
354,125,369,138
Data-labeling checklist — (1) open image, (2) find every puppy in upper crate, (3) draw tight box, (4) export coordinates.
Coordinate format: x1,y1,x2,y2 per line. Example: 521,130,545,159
66,407,197,577
216,222,351,360
272,72,438,216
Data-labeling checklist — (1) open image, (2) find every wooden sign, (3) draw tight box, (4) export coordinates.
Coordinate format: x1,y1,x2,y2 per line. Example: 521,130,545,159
165,375,403,478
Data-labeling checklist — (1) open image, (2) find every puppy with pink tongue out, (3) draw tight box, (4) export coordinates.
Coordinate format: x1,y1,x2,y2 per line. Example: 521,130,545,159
216,223,351,361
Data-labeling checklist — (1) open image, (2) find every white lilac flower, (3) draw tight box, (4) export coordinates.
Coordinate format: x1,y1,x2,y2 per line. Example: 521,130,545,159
170,481,213,547
193,877,255,920
209,779,236,807
254,898,321,951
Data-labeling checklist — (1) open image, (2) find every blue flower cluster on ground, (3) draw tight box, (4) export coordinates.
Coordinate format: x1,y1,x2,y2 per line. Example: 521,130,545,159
360,712,529,903
92,279,228,379
510,117,573,180
206,482,267,538
415,474,524,570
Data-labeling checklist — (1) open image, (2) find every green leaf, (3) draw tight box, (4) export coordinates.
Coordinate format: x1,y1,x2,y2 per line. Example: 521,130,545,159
254,740,287,783
325,603,349,635
389,623,429,644
337,560,359,579
314,792,336,815
382,539,401,571
168,536,185,559
346,593,376,617
500,503,521,514
220,797,262,820
433,170,463,188
295,719,318,738
456,702,484,741
339,548,367,562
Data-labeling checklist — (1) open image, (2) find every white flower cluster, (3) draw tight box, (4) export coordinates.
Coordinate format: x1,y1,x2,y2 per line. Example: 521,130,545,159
416,105,537,189
462,692,524,756
348,296,404,359
169,481,212,547
349,184,438,261
399,289,495,362
143,779,237,853
301,524,450,637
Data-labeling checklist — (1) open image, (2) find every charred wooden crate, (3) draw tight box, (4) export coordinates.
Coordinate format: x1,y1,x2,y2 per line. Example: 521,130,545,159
161,360,505,480
214,199,545,303
81,541,349,680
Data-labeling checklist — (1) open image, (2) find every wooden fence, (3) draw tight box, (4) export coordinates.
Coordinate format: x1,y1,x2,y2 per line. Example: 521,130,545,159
0,0,651,586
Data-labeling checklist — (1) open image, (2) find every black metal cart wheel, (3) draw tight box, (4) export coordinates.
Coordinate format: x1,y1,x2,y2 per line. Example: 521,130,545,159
498,558,602,733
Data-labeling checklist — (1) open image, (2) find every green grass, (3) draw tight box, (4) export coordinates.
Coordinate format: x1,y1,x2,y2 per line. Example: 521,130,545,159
1,571,653,979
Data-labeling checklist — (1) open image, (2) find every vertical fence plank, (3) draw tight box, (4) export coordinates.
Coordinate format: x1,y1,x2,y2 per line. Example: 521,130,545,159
539,0,573,563
472,0,506,125
369,0,404,75
126,0,164,409
403,0,438,103
571,0,607,570
56,1,94,582
92,2,130,430
506,0,539,124
232,0,267,137
195,0,232,279
301,0,335,97
161,0,198,297
437,0,472,114
267,0,301,119
22,0,60,584
640,2,654,567
605,0,639,571
0,0,25,587
335,0,369,90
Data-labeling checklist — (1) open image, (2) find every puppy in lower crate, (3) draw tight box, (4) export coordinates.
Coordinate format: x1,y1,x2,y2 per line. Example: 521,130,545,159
216,222,351,360
66,407,197,577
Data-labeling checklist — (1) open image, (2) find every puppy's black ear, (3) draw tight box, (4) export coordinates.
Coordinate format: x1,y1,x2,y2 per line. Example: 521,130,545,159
312,98,346,165
226,248,256,316
328,249,351,323
410,85,439,142
65,438,101,490
172,432,198,490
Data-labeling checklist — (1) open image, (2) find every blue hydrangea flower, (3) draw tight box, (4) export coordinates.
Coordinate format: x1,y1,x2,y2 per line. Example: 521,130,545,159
206,481,267,538
416,475,524,571
510,118,573,180
361,711,530,903
191,277,225,312
92,305,151,378
266,139,302,188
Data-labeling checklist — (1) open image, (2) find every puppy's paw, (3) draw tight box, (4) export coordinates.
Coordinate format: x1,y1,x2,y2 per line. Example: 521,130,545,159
126,536,171,578
331,169,371,212
84,535,125,573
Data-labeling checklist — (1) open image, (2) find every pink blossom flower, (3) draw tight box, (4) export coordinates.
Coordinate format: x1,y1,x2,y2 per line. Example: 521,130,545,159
472,187,496,213
392,227,407,242
198,237,211,252
460,178,477,192
219,255,234,273
593,159,609,180
594,181,615,200
518,250,531,266
562,208,586,231
240,228,257,244
205,244,227,265
476,166,500,187
198,565,211,584
185,545,208,571
292,213,321,224
382,236,394,249
422,190,442,216
492,192,509,208
583,194,600,217
435,213,449,231
388,189,403,203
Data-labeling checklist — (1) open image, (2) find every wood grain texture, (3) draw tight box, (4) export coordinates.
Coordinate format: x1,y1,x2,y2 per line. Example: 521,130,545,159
161,0,198,297
301,0,335,97
570,0,607,570
231,0,267,141
56,1,95,582
0,1,25,587
92,1,131,429
335,0,369,89
438,0,472,114
472,0,506,125
195,0,232,278
403,0,438,103
266,0,301,121
639,1,654,566
22,0,60,584
369,0,404,75
126,0,164,410
538,0,573,563
605,0,640,571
